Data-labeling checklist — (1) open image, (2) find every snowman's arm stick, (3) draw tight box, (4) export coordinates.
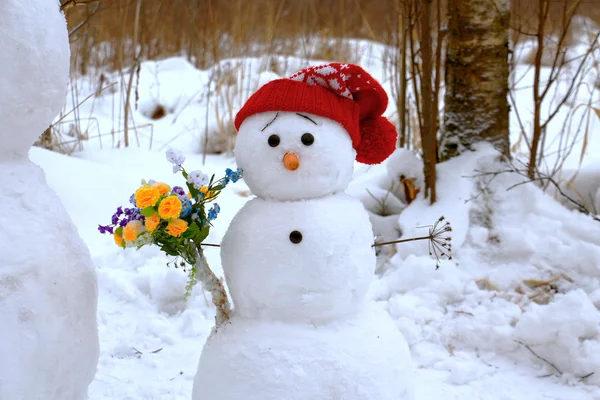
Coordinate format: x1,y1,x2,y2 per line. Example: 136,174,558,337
194,246,232,327
372,235,432,247
372,217,452,269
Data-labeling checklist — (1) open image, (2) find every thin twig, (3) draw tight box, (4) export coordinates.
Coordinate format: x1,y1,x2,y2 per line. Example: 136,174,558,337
469,159,600,223
373,216,452,269
372,235,432,247
515,340,562,375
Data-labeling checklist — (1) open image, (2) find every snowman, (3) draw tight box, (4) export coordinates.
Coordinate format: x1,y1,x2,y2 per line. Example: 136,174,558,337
193,63,414,399
0,2,99,399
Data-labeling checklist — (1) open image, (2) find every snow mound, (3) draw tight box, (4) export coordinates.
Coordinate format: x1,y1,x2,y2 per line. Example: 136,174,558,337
370,144,600,387
515,290,600,384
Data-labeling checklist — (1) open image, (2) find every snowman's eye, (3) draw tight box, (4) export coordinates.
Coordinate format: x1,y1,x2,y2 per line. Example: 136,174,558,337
289,230,303,244
268,134,280,147
301,133,314,146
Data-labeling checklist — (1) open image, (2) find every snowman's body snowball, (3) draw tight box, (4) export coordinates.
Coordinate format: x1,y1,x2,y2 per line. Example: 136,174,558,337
193,303,414,400
221,194,375,323
0,162,99,400
235,112,356,201
0,1,99,398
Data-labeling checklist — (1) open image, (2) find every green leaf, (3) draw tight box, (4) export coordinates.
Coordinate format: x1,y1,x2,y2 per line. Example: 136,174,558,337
181,170,189,179
115,226,123,236
186,181,199,198
194,225,210,243
141,206,156,217
160,244,179,257
186,223,200,233
211,184,224,191
182,230,196,239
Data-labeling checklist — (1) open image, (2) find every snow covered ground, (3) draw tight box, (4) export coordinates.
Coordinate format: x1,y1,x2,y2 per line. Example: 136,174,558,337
30,145,600,399
33,27,600,400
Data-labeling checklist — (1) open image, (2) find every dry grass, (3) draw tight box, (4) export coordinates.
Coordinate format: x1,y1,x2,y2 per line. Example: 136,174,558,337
55,0,599,161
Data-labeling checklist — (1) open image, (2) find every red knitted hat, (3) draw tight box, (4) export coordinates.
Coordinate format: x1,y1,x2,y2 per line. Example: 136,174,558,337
234,63,397,165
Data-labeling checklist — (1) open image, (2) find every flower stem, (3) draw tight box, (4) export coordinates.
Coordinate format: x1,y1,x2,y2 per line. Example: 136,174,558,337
194,246,231,327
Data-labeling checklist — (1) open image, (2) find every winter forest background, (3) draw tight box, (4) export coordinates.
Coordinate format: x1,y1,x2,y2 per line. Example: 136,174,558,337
32,0,600,398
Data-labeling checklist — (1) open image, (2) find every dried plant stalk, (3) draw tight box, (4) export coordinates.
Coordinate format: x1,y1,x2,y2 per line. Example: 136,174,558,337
194,246,231,328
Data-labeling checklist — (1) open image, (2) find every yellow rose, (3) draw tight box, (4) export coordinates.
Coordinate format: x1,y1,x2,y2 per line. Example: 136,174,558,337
166,219,188,237
145,214,160,232
152,182,171,195
123,220,144,242
135,185,161,208
158,195,182,220
114,233,124,246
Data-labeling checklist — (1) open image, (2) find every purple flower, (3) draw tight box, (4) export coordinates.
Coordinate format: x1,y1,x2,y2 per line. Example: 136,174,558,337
98,225,115,235
124,208,133,216
111,214,119,225
116,206,123,216
119,219,128,227
172,186,185,196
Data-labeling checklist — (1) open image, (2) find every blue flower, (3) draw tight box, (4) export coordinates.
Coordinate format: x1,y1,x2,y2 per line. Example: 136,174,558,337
207,209,217,221
129,194,137,206
207,203,221,221
225,167,243,183
180,200,193,218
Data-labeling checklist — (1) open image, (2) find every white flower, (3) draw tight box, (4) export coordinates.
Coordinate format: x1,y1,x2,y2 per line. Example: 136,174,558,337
187,170,210,189
172,165,181,174
166,148,185,166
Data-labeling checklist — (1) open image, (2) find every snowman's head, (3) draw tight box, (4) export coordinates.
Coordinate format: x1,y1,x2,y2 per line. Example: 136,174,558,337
235,111,356,201
0,2,70,158
234,63,398,200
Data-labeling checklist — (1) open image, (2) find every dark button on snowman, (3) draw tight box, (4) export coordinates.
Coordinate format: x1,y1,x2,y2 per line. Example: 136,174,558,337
193,63,414,400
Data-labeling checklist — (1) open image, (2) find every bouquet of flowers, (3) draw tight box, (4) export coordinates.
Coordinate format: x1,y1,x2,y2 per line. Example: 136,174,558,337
98,148,243,311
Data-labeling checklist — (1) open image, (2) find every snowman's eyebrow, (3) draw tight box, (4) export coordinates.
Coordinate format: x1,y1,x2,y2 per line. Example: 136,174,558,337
296,113,318,125
261,112,280,132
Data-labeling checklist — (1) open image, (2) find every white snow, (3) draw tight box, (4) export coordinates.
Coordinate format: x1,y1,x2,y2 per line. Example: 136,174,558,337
0,2,99,399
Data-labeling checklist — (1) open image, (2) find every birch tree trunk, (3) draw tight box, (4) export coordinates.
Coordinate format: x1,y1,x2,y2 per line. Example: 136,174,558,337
441,0,510,160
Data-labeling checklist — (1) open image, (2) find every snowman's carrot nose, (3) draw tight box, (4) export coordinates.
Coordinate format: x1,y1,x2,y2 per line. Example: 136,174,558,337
283,152,300,171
